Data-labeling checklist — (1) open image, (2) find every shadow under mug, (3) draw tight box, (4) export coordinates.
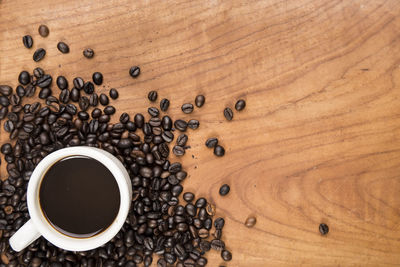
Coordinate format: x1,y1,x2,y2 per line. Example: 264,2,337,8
9,146,132,252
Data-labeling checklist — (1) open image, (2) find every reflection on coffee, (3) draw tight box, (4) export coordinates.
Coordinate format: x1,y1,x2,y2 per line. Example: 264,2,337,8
39,156,120,238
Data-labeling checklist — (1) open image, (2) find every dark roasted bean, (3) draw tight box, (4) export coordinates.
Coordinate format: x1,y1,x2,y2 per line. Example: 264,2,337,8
211,239,225,251
92,72,103,85
0,85,13,96
89,93,98,106
319,223,329,235
83,48,94,58
109,88,118,99
18,71,30,85
22,35,33,48
148,91,157,102
219,184,230,196
205,137,218,148
16,85,25,97
39,88,52,99
57,42,70,54
99,93,109,106
195,95,205,107
235,99,246,111
33,48,46,62
160,98,169,111
174,120,187,132
173,146,185,156
104,106,115,115
214,145,225,157
73,77,84,90
195,198,206,208
129,66,140,78
181,103,193,114
38,25,49,37
221,250,232,261
214,217,225,230
187,119,199,130
37,74,52,88
83,81,94,94
183,192,194,202
148,107,159,117
56,76,68,90
134,113,144,128
70,88,80,102
223,107,233,121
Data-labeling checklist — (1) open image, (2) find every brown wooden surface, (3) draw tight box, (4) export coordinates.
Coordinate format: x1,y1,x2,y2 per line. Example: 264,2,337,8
1,0,400,266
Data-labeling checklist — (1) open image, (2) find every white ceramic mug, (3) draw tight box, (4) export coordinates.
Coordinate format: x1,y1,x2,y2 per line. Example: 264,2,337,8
9,146,132,252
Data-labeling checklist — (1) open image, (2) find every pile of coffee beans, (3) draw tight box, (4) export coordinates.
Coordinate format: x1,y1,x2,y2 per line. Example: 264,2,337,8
0,40,235,267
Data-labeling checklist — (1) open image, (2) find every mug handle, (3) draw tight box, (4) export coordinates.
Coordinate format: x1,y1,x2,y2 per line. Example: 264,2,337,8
9,219,41,251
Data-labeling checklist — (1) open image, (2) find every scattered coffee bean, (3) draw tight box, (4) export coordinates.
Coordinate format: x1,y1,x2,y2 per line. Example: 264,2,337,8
109,88,118,99
214,145,225,157
245,216,256,228
183,192,194,202
148,107,159,117
83,81,94,94
188,119,199,130
160,98,169,111
174,119,187,132
83,48,94,58
221,250,232,261
181,103,194,114
33,48,46,62
223,107,233,121
0,85,12,96
148,91,157,102
319,223,329,235
235,99,246,111
195,95,205,107
22,35,33,49
173,146,185,156
219,184,230,196
92,72,103,85
176,134,188,147
99,93,109,106
18,71,30,85
38,25,49,37
205,137,218,148
89,93,98,106
73,77,84,90
104,106,116,115
129,66,140,78
211,239,225,251
56,76,68,90
57,42,70,54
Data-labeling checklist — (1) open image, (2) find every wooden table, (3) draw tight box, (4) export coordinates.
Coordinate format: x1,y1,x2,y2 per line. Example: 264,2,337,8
1,0,400,266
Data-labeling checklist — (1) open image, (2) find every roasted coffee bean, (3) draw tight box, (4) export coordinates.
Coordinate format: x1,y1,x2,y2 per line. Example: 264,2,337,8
195,95,205,107
33,48,46,62
91,108,102,118
211,239,225,251
160,98,169,111
148,107,159,117
214,145,225,157
92,72,103,85
173,146,185,156
206,203,215,216
319,223,329,235
181,103,193,114
83,48,94,58
214,217,225,230
119,113,129,124
10,95,21,106
161,131,174,143
16,85,25,97
174,120,187,132
99,93,109,106
89,93,98,106
104,106,115,115
235,99,246,111
38,25,49,37
0,107,8,119
223,107,233,121
37,74,52,88
59,89,70,104
0,85,12,96
134,113,144,128
214,229,222,239
33,67,44,78
221,250,232,261
219,184,230,196
161,116,172,131
22,35,33,48
73,77,84,90
57,42,70,54
157,258,167,267
39,88,52,99
83,81,94,94
195,198,206,208
56,76,68,90
245,216,256,228
4,120,14,132
109,88,119,99
18,71,30,85
176,134,188,147
79,96,90,111
129,66,140,78
25,84,36,97
187,119,199,130
205,137,218,148
183,192,194,202
148,91,157,102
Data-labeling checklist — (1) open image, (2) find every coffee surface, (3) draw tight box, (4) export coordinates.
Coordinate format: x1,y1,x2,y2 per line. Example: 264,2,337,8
39,156,120,237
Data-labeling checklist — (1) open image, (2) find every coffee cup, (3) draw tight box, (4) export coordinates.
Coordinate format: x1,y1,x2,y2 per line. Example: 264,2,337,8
9,146,132,252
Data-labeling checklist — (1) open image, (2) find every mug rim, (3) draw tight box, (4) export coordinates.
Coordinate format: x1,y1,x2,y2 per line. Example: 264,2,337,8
27,146,132,251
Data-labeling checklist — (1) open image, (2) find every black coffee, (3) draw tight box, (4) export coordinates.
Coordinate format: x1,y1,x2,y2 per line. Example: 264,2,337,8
39,156,120,238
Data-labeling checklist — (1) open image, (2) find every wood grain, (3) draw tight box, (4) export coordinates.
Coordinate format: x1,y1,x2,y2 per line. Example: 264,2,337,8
1,0,400,266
